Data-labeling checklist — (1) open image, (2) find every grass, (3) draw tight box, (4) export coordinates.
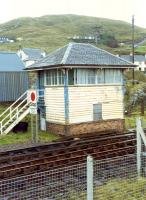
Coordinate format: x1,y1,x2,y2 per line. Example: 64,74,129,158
0,130,59,146
94,178,146,200
61,178,146,200
0,103,59,146
125,113,146,129
0,14,146,53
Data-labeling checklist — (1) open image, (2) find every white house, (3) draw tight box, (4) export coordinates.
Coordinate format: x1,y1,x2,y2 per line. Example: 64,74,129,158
25,43,135,136
120,55,146,72
18,48,46,67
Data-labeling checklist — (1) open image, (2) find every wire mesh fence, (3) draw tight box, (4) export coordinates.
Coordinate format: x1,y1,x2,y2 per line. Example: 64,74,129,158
0,154,146,200
93,154,146,200
0,163,87,200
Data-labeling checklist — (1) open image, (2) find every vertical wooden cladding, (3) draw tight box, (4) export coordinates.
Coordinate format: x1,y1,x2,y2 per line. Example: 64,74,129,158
69,85,124,123
45,87,65,123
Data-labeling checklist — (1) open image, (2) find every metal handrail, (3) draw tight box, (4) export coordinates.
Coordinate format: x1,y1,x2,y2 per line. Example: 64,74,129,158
0,89,44,135
0,97,28,124
0,91,27,119
2,102,30,131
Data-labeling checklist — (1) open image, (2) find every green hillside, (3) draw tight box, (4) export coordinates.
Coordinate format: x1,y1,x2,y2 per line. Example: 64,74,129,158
0,14,146,54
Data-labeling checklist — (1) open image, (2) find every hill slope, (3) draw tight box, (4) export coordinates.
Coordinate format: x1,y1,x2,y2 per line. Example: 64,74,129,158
0,14,146,53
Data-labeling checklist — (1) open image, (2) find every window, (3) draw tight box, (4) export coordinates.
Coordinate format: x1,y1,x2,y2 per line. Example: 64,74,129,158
39,71,44,88
75,69,95,84
74,69,123,85
96,69,104,84
45,68,123,86
46,69,64,85
68,69,74,85
93,104,102,121
58,70,64,85
105,69,123,84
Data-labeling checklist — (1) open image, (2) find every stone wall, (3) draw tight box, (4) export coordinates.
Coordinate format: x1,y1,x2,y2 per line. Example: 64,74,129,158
46,119,125,136
28,72,38,89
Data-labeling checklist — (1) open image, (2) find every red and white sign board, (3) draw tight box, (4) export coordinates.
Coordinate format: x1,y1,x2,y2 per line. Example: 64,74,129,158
27,90,37,104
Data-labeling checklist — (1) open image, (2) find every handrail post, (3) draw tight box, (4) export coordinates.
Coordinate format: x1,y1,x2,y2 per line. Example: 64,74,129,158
16,107,19,119
87,155,93,200
136,118,142,177
0,122,2,135
10,107,12,120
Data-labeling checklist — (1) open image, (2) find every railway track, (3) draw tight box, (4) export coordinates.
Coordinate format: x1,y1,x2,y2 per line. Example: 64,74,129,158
0,130,137,180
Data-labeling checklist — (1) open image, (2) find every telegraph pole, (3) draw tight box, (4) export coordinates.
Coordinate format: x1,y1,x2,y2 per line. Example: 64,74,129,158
132,15,135,85
93,26,102,44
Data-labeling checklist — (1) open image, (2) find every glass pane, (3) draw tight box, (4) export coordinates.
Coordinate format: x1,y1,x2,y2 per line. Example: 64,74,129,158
105,69,123,84
88,69,95,84
115,69,123,83
51,70,57,85
76,69,95,84
46,71,51,85
39,71,44,88
58,70,64,85
68,69,74,85
105,69,114,83
96,69,104,83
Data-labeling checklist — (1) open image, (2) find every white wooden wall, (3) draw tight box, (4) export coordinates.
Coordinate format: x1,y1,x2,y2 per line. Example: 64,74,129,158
45,87,65,123
45,85,124,124
69,85,124,123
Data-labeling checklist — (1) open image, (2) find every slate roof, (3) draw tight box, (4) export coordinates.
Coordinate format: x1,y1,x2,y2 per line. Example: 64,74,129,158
26,43,135,70
0,52,25,72
22,48,45,60
120,55,146,62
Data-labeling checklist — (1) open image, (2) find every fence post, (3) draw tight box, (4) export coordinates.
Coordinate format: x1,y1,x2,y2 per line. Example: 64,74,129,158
87,155,93,200
136,118,142,177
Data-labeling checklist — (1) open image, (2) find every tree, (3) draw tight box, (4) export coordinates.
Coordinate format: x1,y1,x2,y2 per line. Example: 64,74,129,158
100,33,119,48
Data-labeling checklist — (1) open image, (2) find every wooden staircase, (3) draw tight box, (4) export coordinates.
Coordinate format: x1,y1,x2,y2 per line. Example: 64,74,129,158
0,91,30,135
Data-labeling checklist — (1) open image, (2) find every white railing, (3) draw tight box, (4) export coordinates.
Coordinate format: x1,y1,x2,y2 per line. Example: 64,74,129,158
0,89,45,135
1,102,30,132
0,91,28,119
0,91,28,135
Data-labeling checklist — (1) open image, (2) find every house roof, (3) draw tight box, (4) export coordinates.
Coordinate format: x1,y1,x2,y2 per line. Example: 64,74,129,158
22,48,45,60
0,52,25,72
26,43,135,70
120,55,146,62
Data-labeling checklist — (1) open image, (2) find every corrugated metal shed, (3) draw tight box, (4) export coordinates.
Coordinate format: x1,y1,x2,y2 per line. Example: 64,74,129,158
0,52,25,71
0,52,28,102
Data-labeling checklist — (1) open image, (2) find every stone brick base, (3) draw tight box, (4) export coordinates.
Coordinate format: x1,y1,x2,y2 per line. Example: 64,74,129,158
46,119,125,136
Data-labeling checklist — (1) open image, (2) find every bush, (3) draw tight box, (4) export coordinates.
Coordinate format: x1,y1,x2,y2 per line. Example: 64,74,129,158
125,71,146,82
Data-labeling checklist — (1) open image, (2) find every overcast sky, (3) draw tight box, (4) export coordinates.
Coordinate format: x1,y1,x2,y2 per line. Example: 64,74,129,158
1,0,146,28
